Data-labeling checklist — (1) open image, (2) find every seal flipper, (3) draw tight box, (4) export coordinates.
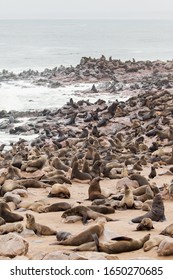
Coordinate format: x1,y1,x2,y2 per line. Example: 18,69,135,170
92,233,100,252
111,236,133,241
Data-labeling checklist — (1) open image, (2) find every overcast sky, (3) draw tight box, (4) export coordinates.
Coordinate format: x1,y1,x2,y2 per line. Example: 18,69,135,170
0,0,173,19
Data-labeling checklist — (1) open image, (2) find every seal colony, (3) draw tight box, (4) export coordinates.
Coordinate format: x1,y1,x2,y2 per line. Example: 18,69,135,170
1,56,173,260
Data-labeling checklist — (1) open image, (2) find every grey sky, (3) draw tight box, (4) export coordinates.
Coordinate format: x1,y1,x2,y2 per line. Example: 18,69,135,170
0,0,173,19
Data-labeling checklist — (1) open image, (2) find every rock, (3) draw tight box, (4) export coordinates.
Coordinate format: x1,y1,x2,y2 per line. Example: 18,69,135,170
0,233,29,257
43,251,87,260
78,252,119,260
116,177,139,192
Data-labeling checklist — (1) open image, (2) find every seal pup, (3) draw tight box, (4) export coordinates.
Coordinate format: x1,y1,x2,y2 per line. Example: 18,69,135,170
0,202,24,223
0,223,23,234
52,218,105,246
136,218,154,231
148,166,157,179
160,223,173,237
61,205,117,224
131,193,166,223
119,184,134,209
56,231,72,241
48,184,70,198
25,213,56,235
92,233,150,254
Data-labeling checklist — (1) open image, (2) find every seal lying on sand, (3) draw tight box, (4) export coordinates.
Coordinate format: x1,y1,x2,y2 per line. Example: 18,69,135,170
92,233,150,254
0,202,24,223
48,184,70,198
61,205,117,224
25,213,56,235
160,223,173,237
157,238,173,256
0,223,23,234
131,193,166,223
51,218,105,246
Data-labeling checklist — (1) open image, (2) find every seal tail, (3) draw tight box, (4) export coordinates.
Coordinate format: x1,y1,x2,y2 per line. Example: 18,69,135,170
92,233,100,252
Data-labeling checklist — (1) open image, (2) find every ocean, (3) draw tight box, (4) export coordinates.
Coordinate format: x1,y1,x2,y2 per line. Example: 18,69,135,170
0,19,173,145
0,19,173,72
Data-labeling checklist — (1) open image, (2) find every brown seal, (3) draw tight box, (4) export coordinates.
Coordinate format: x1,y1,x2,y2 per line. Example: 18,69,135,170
25,213,56,235
135,186,154,202
136,218,154,231
22,155,47,171
72,241,97,252
160,223,173,237
71,161,92,181
131,193,166,223
0,202,24,223
143,235,165,251
48,184,70,198
17,179,49,189
52,157,70,172
129,174,149,186
93,233,150,254
38,202,71,213
88,177,105,201
157,238,173,256
148,166,157,179
119,184,134,208
133,185,149,196
88,205,115,214
0,217,5,226
0,223,23,234
52,218,105,246
61,205,117,224
0,179,25,196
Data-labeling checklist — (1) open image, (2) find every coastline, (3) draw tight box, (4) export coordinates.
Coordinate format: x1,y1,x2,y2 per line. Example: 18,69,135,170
0,56,173,260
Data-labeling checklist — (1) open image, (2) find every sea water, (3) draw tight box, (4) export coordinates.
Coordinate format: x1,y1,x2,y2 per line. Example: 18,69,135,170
0,19,173,145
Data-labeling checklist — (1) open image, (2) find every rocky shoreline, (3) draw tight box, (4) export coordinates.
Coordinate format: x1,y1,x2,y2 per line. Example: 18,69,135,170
1,57,173,259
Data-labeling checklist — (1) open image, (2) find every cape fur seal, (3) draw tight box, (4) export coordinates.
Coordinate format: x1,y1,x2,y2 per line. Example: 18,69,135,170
38,202,71,213
135,186,154,202
61,205,117,224
48,184,70,198
0,223,23,234
0,202,24,223
129,174,149,186
119,184,134,208
131,193,166,223
157,238,173,256
71,161,92,181
26,213,56,235
52,218,105,246
136,218,154,231
160,223,173,237
88,177,105,201
93,233,150,254
143,235,165,252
